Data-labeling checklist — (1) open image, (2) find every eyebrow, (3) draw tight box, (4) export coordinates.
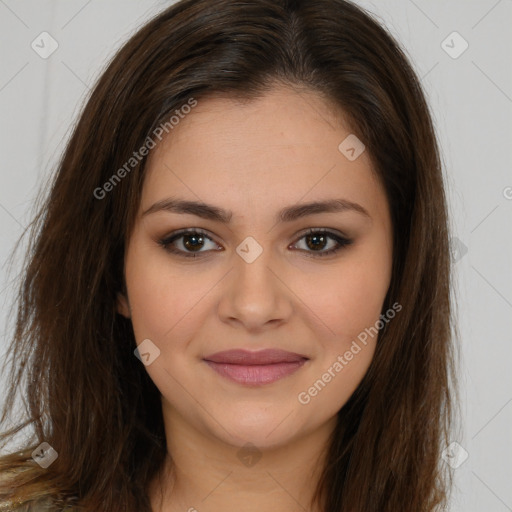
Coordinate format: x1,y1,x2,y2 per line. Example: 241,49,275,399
141,197,371,223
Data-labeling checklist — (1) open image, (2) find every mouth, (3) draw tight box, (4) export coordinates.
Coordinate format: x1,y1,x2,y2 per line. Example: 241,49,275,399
203,349,309,386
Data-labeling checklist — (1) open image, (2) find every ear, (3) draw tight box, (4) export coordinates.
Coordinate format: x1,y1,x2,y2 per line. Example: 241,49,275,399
116,292,131,318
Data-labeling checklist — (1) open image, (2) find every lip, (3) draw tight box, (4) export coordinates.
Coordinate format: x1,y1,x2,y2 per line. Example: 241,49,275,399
203,349,309,386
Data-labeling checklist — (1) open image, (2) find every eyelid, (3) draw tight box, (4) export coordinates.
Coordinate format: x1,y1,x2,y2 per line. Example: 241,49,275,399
293,226,350,241
159,227,221,250
158,227,353,258
160,226,350,242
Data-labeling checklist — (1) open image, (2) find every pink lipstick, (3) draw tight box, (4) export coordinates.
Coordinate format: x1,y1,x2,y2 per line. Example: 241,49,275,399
203,349,308,386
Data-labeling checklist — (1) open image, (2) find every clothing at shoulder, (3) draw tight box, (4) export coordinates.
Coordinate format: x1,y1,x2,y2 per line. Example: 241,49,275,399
0,470,77,511
1,498,75,511
0,470,76,511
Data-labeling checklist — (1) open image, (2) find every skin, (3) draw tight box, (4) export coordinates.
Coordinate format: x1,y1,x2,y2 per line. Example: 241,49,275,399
117,84,393,512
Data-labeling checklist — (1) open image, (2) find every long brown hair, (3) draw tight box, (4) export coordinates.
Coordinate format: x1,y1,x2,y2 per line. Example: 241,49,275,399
0,0,460,510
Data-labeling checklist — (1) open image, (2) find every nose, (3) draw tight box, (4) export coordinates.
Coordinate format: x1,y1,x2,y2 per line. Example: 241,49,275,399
217,242,293,333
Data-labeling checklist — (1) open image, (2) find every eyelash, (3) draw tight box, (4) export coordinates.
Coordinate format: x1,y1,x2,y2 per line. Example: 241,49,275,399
158,228,353,259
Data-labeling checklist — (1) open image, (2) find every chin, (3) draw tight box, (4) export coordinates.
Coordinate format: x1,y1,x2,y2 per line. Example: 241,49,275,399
207,408,304,451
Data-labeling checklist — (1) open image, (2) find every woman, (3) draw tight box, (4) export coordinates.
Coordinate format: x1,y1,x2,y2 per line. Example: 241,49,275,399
0,0,460,510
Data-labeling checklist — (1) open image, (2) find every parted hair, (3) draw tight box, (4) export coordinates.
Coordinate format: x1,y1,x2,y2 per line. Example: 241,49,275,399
0,0,460,510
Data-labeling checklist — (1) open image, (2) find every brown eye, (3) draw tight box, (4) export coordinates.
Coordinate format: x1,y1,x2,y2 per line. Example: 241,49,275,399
291,229,353,257
159,228,353,259
159,229,221,258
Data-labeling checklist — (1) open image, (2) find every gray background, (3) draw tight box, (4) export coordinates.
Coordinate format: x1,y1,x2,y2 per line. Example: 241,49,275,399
0,1,511,510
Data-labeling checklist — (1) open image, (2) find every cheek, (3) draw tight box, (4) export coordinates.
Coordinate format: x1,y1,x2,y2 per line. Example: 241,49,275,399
294,251,390,409
123,237,192,344
125,235,391,345
298,256,391,344
296,263,386,416
127,268,205,346
297,342,376,426
124,241,230,366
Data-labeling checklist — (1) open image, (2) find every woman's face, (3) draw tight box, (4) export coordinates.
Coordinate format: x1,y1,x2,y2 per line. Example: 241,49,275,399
118,85,393,450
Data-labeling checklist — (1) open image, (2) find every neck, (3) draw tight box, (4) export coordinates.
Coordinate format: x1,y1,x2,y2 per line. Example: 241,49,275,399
149,401,337,512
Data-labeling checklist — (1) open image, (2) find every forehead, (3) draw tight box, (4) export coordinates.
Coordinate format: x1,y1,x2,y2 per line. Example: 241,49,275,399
141,86,386,224
153,85,350,155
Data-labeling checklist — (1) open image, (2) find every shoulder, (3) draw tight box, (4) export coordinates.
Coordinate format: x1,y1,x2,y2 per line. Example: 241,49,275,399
1,497,52,511
2,498,76,511
0,475,75,511
0,467,78,511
